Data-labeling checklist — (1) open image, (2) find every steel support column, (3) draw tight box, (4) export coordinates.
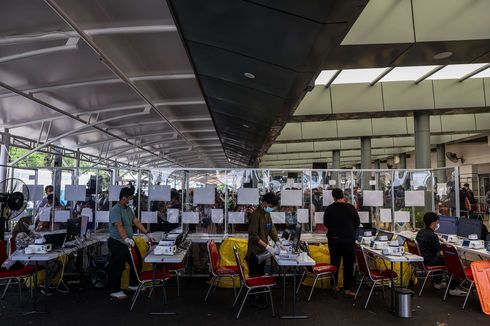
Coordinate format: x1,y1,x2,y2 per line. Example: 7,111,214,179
414,111,431,169
360,137,372,189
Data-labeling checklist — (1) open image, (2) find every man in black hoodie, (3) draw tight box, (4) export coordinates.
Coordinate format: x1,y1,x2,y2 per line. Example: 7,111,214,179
323,188,360,296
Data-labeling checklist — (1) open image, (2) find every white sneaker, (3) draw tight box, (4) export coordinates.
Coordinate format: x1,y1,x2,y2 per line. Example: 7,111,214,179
110,291,128,300
449,288,467,297
433,282,447,290
128,285,147,292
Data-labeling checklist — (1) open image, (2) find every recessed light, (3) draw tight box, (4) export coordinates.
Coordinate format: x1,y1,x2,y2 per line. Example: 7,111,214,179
433,51,453,60
244,72,255,79
242,124,250,128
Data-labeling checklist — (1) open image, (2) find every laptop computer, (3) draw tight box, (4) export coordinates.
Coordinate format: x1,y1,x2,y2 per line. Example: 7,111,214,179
44,232,67,249
375,231,394,241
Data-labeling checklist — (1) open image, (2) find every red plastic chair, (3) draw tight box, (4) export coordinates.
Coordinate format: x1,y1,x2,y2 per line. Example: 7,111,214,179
354,243,398,309
441,244,475,309
406,239,446,296
128,245,170,311
296,242,337,301
232,247,276,319
0,240,35,304
204,240,239,302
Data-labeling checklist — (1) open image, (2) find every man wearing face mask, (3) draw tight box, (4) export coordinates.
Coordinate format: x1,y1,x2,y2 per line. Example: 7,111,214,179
416,212,466,296
247,192,279,277
107,186,154,300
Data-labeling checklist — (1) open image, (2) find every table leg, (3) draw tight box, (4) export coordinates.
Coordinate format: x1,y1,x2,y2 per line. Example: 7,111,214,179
149,263,176,315
280,266,308,319
22,261,48,315
390,261,395,312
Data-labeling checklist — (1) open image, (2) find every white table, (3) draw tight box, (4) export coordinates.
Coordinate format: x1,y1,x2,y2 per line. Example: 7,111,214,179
362,246,423,311
273,254,316,319
144,247,188,315
10,238,100,315
453,245,490,260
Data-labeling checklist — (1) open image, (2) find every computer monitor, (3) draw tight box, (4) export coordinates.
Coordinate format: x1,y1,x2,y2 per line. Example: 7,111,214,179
43,232,67,249
67,217,82,241
457,218,483,239
397,235,407,246
375,231,394,241
437,215,458,235
462,239,470,247
80,215,89,237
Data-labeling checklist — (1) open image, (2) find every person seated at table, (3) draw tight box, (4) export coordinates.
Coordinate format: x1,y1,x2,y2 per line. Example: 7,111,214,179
416,212,466,296
11,216,62,296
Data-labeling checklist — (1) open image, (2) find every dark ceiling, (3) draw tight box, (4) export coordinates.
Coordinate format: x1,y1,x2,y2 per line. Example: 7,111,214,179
167,0,490,167
167,0,363,166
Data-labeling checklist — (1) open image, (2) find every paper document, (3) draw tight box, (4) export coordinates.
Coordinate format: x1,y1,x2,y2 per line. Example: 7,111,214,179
280,189,302,206
380,208,392,223
141,211,158,224
404,191,425,206
54,210,70,223
270,212,285,224
182,212,199,224
228,211,245,224
64,185,86,201
38,207,51,222
358,211,370,223
148,185,171,201
96,211,110,223
322,190,334,207
394,211,410,223
109,185,124,201
363,190,383,207
297,209,309,223
211,209,224,223
237,188,259,205
193,187,215,205
24,185,44,201
314,212,324,224
167,209,179,223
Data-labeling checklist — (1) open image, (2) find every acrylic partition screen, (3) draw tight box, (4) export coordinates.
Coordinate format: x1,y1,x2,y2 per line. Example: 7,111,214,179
1,165,459,235
181,170,227,235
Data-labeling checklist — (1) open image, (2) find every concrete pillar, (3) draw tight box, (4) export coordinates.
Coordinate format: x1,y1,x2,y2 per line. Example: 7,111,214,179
374,159,381,169
331,150,340,184
414,111,431,169
399,153,407,169
436,144,446,182
360,137,372,189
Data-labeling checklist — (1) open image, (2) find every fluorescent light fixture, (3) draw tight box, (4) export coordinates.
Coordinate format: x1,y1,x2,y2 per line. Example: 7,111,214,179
314,70,338,85
380,65,439,82
333,68,387,84
428,63,488,80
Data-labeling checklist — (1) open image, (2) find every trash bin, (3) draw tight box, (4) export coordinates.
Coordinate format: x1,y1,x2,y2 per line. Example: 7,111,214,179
395,288,414,318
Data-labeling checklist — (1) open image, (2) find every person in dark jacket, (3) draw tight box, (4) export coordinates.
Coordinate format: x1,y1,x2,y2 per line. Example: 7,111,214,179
415,212,466,296
323,188,360,296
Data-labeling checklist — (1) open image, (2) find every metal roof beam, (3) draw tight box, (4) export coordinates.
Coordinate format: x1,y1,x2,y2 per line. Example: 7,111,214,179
0,37,79,63
0,74,195,99
414,65,445,84
0,25,177,45
459,63,490,82
370,67,394,86
325,70,342,88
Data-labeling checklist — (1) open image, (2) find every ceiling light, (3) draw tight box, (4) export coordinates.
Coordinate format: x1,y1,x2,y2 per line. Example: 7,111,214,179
242,124,250,128
433,51,453,60
244,72,255,79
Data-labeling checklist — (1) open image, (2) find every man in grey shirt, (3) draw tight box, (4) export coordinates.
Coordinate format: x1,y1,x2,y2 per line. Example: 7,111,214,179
107,186,154,300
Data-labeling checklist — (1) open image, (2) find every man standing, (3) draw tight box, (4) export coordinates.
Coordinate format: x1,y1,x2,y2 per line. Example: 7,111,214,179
107,186,153,300
247,192,279,277
323,188,360,297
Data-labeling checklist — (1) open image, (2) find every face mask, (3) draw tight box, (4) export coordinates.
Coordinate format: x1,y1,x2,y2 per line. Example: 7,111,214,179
264,207,273,213
435,223,440,231
128,200,134,206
